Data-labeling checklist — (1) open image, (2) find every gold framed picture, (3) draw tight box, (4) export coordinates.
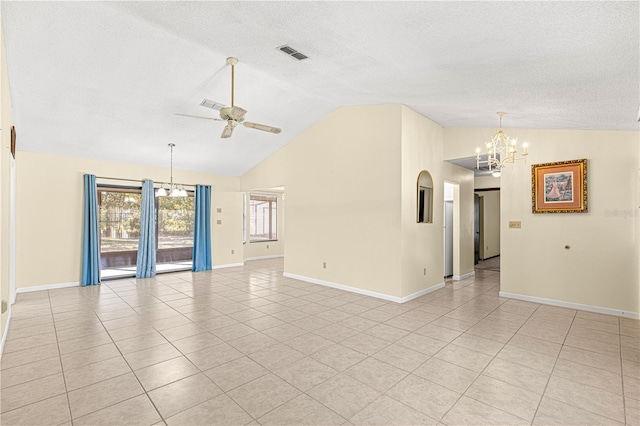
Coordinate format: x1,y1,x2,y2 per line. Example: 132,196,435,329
532,159,587,213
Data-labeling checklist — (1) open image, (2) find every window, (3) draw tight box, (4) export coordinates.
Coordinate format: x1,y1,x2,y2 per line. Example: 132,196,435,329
98,184,195,278
249,194,277,242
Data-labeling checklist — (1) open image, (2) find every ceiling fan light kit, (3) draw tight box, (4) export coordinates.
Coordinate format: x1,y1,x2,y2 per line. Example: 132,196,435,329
176,57,282,139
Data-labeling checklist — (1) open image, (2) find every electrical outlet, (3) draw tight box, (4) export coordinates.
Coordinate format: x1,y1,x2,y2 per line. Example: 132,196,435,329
266,244,269,249
323,262,327,269
423,268,427,276
217,208,222,213
231,249,234,255
216,219,222,225
509,221,521,229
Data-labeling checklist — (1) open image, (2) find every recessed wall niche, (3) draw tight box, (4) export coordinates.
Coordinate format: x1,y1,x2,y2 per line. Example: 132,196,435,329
417,170,434,223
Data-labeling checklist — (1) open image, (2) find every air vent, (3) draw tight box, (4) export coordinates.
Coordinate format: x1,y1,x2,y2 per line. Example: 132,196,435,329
200,98,225,111
277,45,309,61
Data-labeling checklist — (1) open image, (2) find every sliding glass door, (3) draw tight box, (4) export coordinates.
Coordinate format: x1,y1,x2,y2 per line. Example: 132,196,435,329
98,185,195,278
156,194,194,272
98,188,142,278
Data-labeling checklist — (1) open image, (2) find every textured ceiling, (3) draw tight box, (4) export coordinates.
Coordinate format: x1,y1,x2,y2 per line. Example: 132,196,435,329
2,1,638,176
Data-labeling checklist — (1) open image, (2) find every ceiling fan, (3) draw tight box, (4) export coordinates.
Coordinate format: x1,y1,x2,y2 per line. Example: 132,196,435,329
176,57,282,139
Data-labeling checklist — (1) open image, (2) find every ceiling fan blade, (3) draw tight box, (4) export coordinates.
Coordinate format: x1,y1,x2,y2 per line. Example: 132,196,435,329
243,121,282,134
229,106,247,120
175,113,224,121
221,125,234,139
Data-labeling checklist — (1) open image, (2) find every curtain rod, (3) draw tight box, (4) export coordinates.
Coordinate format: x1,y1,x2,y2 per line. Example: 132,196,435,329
94,176,198,188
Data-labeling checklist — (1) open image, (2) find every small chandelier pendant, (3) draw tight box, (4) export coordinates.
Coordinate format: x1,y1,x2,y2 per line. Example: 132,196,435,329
157,143,187,197
475,112,529,176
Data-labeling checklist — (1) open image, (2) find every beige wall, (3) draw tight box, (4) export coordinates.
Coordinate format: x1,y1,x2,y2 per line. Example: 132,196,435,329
0,18,14,346
15,151,242,289
475,175,500,190
476,190,500,259
243,104,404,297
241,104,475,300
212,191,244,267
445,127,640,315
400,106,475,295
284,105,403,296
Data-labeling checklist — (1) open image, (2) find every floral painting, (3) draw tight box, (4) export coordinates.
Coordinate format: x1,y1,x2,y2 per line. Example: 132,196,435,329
544,172,573,203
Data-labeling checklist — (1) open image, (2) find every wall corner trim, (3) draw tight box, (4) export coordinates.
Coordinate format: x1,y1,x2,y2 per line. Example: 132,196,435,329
499,291,639,319
212,262,245,270
16,281,80,294
453,271,475,281
282,272,444,304
0,306,12,359
244,255,284,262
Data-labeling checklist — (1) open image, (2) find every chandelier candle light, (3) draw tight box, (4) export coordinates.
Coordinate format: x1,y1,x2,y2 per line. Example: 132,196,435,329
157,143,188,197
476,112,529,177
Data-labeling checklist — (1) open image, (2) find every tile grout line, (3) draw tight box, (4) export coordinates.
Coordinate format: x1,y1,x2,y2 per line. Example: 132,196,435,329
529,308,577,425
435,288,541,425
49,290,75,426
105,274,274,424
536,313,627,424
619,316,627,425
59,282,169,424
100,281,201,425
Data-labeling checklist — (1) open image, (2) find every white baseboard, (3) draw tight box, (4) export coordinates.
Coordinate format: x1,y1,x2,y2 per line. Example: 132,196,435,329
400,282,445,303
283,272,444,304
16,281,80,293
1,305,12,359
453,271,475,281
499,291,639,319
244,255,284,262
212,262,245,270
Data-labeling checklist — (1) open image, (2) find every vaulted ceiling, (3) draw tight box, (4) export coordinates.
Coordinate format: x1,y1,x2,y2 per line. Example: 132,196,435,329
2,1,638,176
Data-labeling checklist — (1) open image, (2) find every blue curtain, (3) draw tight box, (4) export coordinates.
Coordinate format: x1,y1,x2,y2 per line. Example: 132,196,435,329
192,185,212,272
81,174,101,286
136,179,156,278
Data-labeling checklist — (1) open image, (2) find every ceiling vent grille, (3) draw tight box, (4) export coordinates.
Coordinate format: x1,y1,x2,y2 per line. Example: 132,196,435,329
277,45,309,61
200,98,225,111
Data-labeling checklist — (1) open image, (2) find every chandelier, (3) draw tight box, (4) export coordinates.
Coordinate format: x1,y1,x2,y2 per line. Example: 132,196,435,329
157,143,187,197
475,112,528,177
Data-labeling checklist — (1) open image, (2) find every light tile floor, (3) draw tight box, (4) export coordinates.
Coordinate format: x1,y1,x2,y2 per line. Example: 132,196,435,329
1,259,638,425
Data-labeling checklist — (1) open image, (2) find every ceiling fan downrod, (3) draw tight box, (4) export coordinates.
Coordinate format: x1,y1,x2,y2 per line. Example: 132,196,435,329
227,57,238,107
